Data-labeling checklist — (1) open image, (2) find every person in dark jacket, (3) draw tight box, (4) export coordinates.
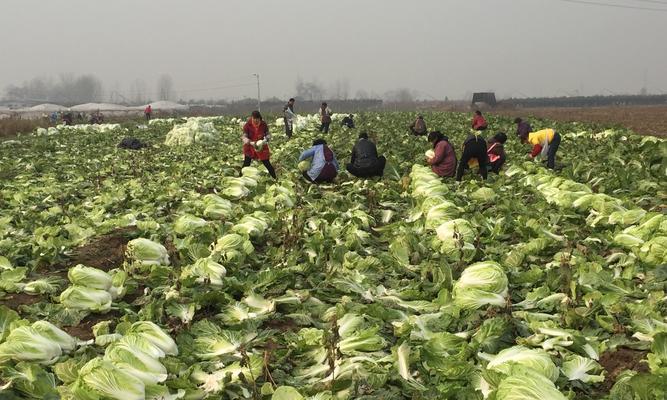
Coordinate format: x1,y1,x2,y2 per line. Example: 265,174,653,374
346,132,386,178
319,102,333,133
472,110,488,131
341,114,355,129
514,117,532,139
410,115,427,136
426,131,457,177
62,111,73,126
487,132,507,173
456,133,488,181
299,138,339,183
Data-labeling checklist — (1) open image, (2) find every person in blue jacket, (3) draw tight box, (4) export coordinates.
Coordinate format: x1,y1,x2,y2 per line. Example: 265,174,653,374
298,138,339,183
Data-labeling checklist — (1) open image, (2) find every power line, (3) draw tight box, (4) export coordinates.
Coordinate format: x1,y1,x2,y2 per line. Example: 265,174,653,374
551,0,667,11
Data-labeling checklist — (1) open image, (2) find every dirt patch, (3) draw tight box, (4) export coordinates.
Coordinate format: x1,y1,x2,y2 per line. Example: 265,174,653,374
488,105,667,137
265,317,299,332
599,347,649,392
68,227,138,271
61,311,120,341
164,239,181,266
0,292,43,309
195,186,216,194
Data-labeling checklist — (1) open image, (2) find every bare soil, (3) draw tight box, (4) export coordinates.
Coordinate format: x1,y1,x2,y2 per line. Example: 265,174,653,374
489,105,667,137
0,292,43,309
68,227,138,271
598,347,649,392
61,311,120,341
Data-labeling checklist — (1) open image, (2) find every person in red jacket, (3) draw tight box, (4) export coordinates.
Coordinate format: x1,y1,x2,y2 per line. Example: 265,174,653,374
241,111,277,179
471,110,488,131
144,104,152,121
426,131,457,178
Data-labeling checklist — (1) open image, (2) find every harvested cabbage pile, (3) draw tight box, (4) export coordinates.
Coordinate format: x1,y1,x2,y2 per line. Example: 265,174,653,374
165,118,219,146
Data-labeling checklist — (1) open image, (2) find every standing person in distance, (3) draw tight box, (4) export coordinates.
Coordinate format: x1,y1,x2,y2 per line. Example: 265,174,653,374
471,110,488,131
514,117,532,138
410,115,428,136
319,102,333,133
486,132,508,173
347,132,386,178
144,104,153,121
283,98,296,138
456,132,488,181
241,111,277,179
425,131,457,178
298,138,339,183
521,128,561,170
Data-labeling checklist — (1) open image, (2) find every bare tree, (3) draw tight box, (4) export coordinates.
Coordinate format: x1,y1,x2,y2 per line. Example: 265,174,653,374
157,74,174,101
296,78,326,101
130,79,148,104
384,88,416,103
354,89,369,100
3,74,103,104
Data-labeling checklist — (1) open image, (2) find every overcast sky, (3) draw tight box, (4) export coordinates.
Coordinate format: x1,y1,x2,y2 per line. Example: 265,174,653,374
1,0,665,101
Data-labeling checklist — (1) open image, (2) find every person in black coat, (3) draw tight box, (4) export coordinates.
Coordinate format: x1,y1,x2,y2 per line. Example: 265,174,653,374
456,133,488,181
346,132,386,178
341,114,355,129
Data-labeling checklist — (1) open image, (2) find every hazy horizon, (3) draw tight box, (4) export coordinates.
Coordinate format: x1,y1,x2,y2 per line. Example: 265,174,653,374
1,0,665,102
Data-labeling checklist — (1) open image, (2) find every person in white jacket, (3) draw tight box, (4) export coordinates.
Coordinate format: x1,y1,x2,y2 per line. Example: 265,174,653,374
283,98,296,138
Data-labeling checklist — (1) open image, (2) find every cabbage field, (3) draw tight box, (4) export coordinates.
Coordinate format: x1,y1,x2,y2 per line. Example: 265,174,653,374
0,112,665,400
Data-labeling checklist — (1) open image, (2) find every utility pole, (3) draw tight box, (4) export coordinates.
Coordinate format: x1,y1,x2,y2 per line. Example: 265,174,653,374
253,73,261,112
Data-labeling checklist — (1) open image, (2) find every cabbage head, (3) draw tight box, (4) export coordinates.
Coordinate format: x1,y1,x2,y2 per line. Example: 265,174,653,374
471,187,496,203
68,264,112,290
59,286,113,312
494,366,568,400
453,261,508,310
638,236,667,266
126,238,170,267
298,160,311,172
486,346,559,382
174,214,209,235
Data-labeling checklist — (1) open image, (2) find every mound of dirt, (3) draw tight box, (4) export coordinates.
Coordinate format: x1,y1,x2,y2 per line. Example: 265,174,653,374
599,347,649,392
68,227,138,271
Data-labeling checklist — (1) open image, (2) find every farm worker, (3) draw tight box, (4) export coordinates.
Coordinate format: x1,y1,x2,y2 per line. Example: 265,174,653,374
514,117,532,138
241,110,277,179
283,98,296,138
456,132,488,181
62,111,73,126
144,104,153,121
522,128,561,169
487,132,508,173
341,114,355,129
426,131,457,177
298,138,339,183
319,102,333,133
346,132,386,178
410,115,427,136
472,110,488,131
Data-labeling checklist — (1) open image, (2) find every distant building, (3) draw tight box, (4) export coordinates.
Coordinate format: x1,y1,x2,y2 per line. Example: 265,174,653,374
471,92,497,107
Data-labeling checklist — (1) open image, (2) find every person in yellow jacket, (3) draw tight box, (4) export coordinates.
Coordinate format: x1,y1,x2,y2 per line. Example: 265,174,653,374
520,128,561,169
